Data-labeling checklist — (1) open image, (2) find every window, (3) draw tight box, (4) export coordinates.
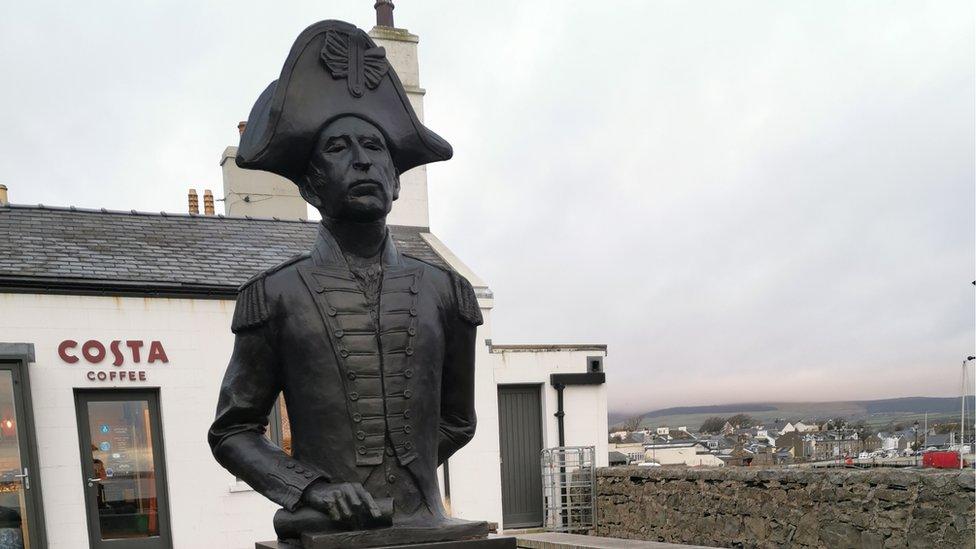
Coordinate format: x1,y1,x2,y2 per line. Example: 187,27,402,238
267,396,292,456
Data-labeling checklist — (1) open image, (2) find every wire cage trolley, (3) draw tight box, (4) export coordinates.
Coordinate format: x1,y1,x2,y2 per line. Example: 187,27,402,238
541,446,596,533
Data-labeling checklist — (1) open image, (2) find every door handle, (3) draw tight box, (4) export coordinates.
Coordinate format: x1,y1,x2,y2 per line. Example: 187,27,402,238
14,468,28,490
87,477,102,482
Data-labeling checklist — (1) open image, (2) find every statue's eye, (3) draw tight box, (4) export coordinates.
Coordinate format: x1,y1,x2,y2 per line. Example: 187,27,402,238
362,139,383,151
325,140,346,153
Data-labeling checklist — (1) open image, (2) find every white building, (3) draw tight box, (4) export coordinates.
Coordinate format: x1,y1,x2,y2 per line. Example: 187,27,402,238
793,421,819,433
642,442,725,467
0,10,608,549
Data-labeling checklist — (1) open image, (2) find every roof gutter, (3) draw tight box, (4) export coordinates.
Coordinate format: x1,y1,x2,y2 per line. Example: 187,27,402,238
0,276,238,300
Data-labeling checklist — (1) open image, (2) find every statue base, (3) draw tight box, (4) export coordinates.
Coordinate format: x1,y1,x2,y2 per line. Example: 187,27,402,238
257,534,516,549
256,521,516,549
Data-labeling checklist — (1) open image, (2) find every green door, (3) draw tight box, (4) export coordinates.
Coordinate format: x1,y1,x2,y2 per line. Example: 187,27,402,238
0,358,46,549
75,390,172,549
497,384,544,528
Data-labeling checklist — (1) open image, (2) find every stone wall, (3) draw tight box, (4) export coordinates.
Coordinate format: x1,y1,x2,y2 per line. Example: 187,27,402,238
596,466,975,548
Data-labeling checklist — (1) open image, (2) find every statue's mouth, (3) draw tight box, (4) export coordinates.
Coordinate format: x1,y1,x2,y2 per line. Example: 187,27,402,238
349,179,384,196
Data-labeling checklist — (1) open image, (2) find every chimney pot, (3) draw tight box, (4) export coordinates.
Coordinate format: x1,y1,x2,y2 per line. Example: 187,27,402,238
203,189,215,216
0,184,7,206
188,188,199,214
375,0,395,27
238,121,247,136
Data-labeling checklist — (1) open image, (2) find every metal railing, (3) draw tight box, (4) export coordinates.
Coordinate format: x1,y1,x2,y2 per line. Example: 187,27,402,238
541,446,596,533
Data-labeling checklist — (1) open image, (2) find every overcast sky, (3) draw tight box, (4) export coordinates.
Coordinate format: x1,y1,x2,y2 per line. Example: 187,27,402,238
2,1,973,414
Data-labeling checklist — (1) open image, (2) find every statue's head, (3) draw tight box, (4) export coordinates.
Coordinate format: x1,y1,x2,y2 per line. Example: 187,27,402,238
299,116,399,222
234,20,452,205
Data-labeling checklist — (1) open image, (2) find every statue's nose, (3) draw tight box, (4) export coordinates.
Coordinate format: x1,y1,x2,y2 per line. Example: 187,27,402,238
351,143,372,171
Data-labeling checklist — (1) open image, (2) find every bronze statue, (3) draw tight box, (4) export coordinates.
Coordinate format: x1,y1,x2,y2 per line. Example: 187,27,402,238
208,19,502,548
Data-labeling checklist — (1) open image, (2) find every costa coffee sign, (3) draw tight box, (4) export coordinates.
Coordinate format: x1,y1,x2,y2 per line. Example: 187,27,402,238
58,339,168,382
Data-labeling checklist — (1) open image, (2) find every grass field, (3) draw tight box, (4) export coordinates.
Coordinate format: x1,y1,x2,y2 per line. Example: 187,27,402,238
610,396,974,431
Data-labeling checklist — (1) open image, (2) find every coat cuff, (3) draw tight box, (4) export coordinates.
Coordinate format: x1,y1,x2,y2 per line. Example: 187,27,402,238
269,458,329,512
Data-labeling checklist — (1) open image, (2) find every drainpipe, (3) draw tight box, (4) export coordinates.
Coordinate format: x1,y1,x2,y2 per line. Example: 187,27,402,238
554,383,566,447
548,372,606,448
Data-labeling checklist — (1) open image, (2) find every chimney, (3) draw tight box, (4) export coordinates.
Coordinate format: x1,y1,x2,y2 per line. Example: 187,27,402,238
203,190,215,215
375,0,394,27
188,189,199,214
369,7,429,227
0,184,7,206
238,121,247,136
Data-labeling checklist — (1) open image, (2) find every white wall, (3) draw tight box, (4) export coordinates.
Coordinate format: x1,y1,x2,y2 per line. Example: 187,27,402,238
0,293,277,549
447,343,609,529
221,146,308,220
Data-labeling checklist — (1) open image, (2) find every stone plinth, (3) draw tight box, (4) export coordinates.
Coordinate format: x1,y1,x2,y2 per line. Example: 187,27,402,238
257,535,516,549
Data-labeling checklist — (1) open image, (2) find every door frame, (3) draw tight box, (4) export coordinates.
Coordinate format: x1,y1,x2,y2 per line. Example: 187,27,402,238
496,383,546,529
0,343,48,549
74,388,173,549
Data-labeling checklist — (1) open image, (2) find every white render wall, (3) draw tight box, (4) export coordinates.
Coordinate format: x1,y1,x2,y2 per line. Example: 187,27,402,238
446,341,610,529
0,292,277,549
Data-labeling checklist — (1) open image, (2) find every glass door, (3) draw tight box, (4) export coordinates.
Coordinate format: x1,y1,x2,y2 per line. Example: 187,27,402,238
0,361,45,549
74,390,172,549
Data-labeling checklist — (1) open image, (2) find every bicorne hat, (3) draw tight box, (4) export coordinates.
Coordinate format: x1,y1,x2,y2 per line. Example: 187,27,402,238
236,20,453,182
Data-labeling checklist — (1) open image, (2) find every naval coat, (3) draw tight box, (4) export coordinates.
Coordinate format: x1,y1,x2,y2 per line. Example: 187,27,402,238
208,225,482,516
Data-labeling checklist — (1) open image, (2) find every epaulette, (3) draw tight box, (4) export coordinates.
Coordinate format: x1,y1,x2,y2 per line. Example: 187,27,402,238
402,253,483,327
231,253,308,333
450,271,483,326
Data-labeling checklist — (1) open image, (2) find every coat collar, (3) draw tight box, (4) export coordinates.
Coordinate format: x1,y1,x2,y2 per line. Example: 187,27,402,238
311,223,401,269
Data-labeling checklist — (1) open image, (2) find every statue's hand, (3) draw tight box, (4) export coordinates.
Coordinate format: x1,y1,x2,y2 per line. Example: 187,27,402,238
301,481,383,527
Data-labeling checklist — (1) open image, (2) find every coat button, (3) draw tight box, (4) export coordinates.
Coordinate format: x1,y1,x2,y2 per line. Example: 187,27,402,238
305,472,314,479
340,349,350,358
409,308,417,316
404,442,413,450
403,425,412,434
403,409,411,419
387,474,398,484
285,463,295,469
347,371,357,380
407,327,416,336
358,446,367,455
352,413,362,423
385,447,395,457
295,467,305,474
403,390,412,399
405,347,414,356
356,430,366,441
334,329,344,338
403,369,413,378
349,392,359,401
316,287,325,293
409,285,419,294
328,307,337,316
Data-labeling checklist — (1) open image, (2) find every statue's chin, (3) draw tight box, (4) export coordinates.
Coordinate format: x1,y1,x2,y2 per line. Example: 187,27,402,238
345,196,392,222
319,198,391,223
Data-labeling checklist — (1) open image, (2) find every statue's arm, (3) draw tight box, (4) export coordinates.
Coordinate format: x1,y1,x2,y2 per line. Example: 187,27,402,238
437,273,484,465
208,278,327,511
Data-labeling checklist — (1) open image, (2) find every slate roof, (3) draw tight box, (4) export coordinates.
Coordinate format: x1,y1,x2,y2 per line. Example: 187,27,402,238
0,205,449,298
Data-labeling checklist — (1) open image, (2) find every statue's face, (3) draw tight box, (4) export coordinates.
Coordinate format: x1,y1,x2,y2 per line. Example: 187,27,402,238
299,116,399,222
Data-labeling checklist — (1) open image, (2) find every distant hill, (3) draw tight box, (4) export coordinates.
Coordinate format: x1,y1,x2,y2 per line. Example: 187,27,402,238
609,396,975,431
